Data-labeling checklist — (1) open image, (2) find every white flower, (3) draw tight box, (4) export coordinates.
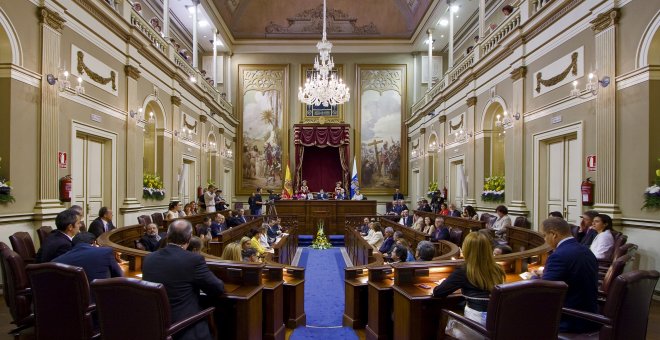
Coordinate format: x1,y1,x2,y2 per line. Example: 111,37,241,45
648,185,660,194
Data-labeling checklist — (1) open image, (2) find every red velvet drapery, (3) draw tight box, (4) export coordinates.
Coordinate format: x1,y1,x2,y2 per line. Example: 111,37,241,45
293,124,350,193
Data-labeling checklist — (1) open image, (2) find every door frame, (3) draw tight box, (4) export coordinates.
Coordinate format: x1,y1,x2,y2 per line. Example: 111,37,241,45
71,121,117,223
182,155,198,203
448,155,465,208
533,121,583,230
411,167,420,203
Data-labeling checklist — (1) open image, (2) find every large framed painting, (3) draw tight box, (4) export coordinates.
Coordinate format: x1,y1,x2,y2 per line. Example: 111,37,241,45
300,64,345,124
237,65,289,195
356,64,407,195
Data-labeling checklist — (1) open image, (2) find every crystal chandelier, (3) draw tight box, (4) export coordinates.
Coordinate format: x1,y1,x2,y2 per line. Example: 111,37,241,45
298,0,350,107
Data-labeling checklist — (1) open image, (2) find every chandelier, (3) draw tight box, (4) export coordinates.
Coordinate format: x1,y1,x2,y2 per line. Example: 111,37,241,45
298,0,350,107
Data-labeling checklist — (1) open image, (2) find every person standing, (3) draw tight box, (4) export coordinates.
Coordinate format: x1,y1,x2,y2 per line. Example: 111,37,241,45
250,187,264,216
143,220,224,340
88,207,116,238
392,188,404,201
204,185,216,213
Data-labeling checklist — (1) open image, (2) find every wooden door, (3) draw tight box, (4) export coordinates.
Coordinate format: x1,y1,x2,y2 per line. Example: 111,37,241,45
72,134,107,226
545,135,580,225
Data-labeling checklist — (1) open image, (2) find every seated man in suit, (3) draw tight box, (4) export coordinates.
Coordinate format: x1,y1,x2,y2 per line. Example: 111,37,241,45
536,217,598,333
316,189,329,200
430,217,450,242
226,210,242,228
448,203,462,217
36,209,80,263
378,227,395,254
237,209,248,224
392,188,404,201
88,206,116,238
415,241,436,261
210,213,228,238
69,205,87,232
143,220,225,340
398,210,413,227
139,223,165,252
53,231,123,283
359,217,371,236
267,218,283,244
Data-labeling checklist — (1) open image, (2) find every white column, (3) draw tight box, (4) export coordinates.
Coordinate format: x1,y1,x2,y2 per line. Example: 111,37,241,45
479,0,485,39
162,0,170,38
226,53,232,102
192,0,199,68
427,29,433,89
212,29,218,86
412,53,418,102
448,8,455,69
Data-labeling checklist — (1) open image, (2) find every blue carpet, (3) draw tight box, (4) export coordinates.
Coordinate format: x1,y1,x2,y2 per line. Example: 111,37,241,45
290,248,358,340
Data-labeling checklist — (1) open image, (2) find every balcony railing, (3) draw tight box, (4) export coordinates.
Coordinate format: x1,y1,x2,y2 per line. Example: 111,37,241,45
130,9,167,55
531,0,554,15
448,52,475,84
481,8,521,57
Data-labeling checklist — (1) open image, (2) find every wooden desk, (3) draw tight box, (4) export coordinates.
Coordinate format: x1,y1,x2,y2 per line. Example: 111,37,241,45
262,266,285,340
412,210,486,244
282,266,306,328
207,217,263,257
275,200,377,234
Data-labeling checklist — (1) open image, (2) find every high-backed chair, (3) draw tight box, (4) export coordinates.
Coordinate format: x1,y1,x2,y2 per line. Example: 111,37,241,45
234,202,244,210
560,270,660,340
448,228,464,247
600,253,633,298
513,216,531,229
442,280,568,340
91,277,216,340
598,233,628,279
26,262,98,339
137,215,152,226
9,232,37,265
569,224,580,239
0,246,34,335
385,201,394,214
612,243,637,262
151,212,165,227
480,213,496,229
36,226,53,246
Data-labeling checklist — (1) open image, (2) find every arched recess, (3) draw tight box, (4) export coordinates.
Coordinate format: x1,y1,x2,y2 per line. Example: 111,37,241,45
0,7,23,66
207,132,218,184
427,132,438,182
481,98,507,178
636,9,660,68
142,97,166,177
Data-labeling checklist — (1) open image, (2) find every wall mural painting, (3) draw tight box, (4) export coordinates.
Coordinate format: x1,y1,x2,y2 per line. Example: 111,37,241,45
357,65,407,195
238,65,289,195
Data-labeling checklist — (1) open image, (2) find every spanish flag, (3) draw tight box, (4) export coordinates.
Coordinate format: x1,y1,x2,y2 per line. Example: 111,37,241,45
283,164,293,197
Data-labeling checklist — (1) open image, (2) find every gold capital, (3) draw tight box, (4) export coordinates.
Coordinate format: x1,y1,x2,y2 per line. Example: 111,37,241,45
38,7,66,32
591,9,619,33
171,96,182,106
124,65,141,80
510,66,527,81
438,115,447,123
466,96,478,107
200,115,208,123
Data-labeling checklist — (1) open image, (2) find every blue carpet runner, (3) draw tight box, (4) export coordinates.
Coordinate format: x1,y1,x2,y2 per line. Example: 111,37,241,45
290,248,358,340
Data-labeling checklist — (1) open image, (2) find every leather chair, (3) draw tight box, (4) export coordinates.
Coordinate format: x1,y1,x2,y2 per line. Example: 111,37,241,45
0,242,10,307
513,216,531,229
599,253,633,299
448,228,464,247
385,201,394,214
612,243,637,262
442,280,568,340
137,214,153,226
151,212,165,227
91,277,216,340
26,262,99,339
234,202,244,210
0,245,34,335
598,233,628,279
9,232,37,265
560,270,660,340
569,224,580,239
36,226,53,246
480,213,497,229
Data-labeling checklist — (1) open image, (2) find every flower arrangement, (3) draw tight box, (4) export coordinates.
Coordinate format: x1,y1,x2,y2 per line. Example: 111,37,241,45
143,173,165,200
427,180,439,198
482,176,505,202
0,157,14,204
642,158,660,210
311,219,332,249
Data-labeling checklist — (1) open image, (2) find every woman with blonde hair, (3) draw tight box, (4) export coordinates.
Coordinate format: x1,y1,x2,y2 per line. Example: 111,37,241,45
221,242,243,261
432,231,505,329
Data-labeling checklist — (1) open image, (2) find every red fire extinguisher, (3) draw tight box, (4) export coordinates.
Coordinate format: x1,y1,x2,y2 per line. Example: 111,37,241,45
442,186,448,199
59,175,72,202
581,177,594,206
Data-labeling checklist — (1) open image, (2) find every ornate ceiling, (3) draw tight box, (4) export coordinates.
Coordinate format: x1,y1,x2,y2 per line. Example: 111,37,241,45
211,0,433,39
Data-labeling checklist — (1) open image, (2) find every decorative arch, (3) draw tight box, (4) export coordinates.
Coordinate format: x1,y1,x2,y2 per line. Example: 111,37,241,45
480,96,508,132
636,10,660,68
141,95,167,129
142,96,167,177
427,132,439,181
0,7,23,65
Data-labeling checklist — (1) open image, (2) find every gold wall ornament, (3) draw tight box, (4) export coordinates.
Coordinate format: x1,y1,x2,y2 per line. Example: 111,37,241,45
199,115,208,123
171,96,182,106
38,7,66,32
77,51,117,91
360,69,403,94
510,66,527,81
124,65,141,80
466,96,477,108
438,115,447,123
535,52,578,93
242,69,285,92
591,9,619,33
449,115,464,131
182,114,198,131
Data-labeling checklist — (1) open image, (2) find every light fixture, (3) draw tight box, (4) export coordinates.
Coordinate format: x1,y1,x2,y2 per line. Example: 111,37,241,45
148,111,155,123
186,5,195,15
570,72,610,97
129,107,143,119
495,110,520,129
454,129,472,143
215,40,224,46
411,149,419,158
75,76,85,95
428,141,437,152
190,75,197,83
297,0,350,107
46,68,73,92
438,18,449,26
450,5,459,13
226,149,233,158
198,20,208,28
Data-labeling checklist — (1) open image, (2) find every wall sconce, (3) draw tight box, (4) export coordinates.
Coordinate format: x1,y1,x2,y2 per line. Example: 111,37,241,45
190,75,197,83
495,110,520,129
411,149,419,158
454,129,473,143
129,107,143,120
75,76,85,95
209,141,217,151
174,129,193,140
226,149,233,158
428,141,437,152
571,72,610,97
46,69,73,93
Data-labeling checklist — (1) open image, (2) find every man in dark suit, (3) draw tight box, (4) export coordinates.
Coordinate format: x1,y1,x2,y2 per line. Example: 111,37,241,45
237,209,248,224
36,209,80,263
538,217,598,333
88,206,115,238
53,232,123,283
378,227,395,254
143,220,225,340
398,210,414,227
316,189,329,200
210,213,227,238
430,217,450,242
392,188,404,201
359,217,370,236
226,210,242,228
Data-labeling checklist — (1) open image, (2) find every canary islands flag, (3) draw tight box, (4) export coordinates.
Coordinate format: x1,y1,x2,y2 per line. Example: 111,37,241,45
350,157,359,198
284,164,293,197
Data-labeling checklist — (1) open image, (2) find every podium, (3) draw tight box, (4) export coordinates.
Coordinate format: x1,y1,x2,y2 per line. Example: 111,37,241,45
274,200,377,234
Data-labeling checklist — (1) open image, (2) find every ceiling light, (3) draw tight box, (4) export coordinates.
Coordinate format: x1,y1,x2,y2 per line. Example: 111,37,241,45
186,6,195,14
441,35,445,38
439,19,448,26
198,20,208,28
215,40,224,46
450,5,459,13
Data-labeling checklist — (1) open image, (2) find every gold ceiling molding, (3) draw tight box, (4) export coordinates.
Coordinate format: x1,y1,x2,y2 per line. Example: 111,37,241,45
591,9,619,33
535,52,578,93
466,97,477,108
265,5,379,35
360,69,403,94
124,65,141,80
242,69,285,92
449,115,464,131
38,7,66,32
77,51,117,91
510,66,527,81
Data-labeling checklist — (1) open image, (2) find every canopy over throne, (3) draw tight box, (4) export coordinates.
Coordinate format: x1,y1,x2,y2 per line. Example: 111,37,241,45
293,124,350,193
